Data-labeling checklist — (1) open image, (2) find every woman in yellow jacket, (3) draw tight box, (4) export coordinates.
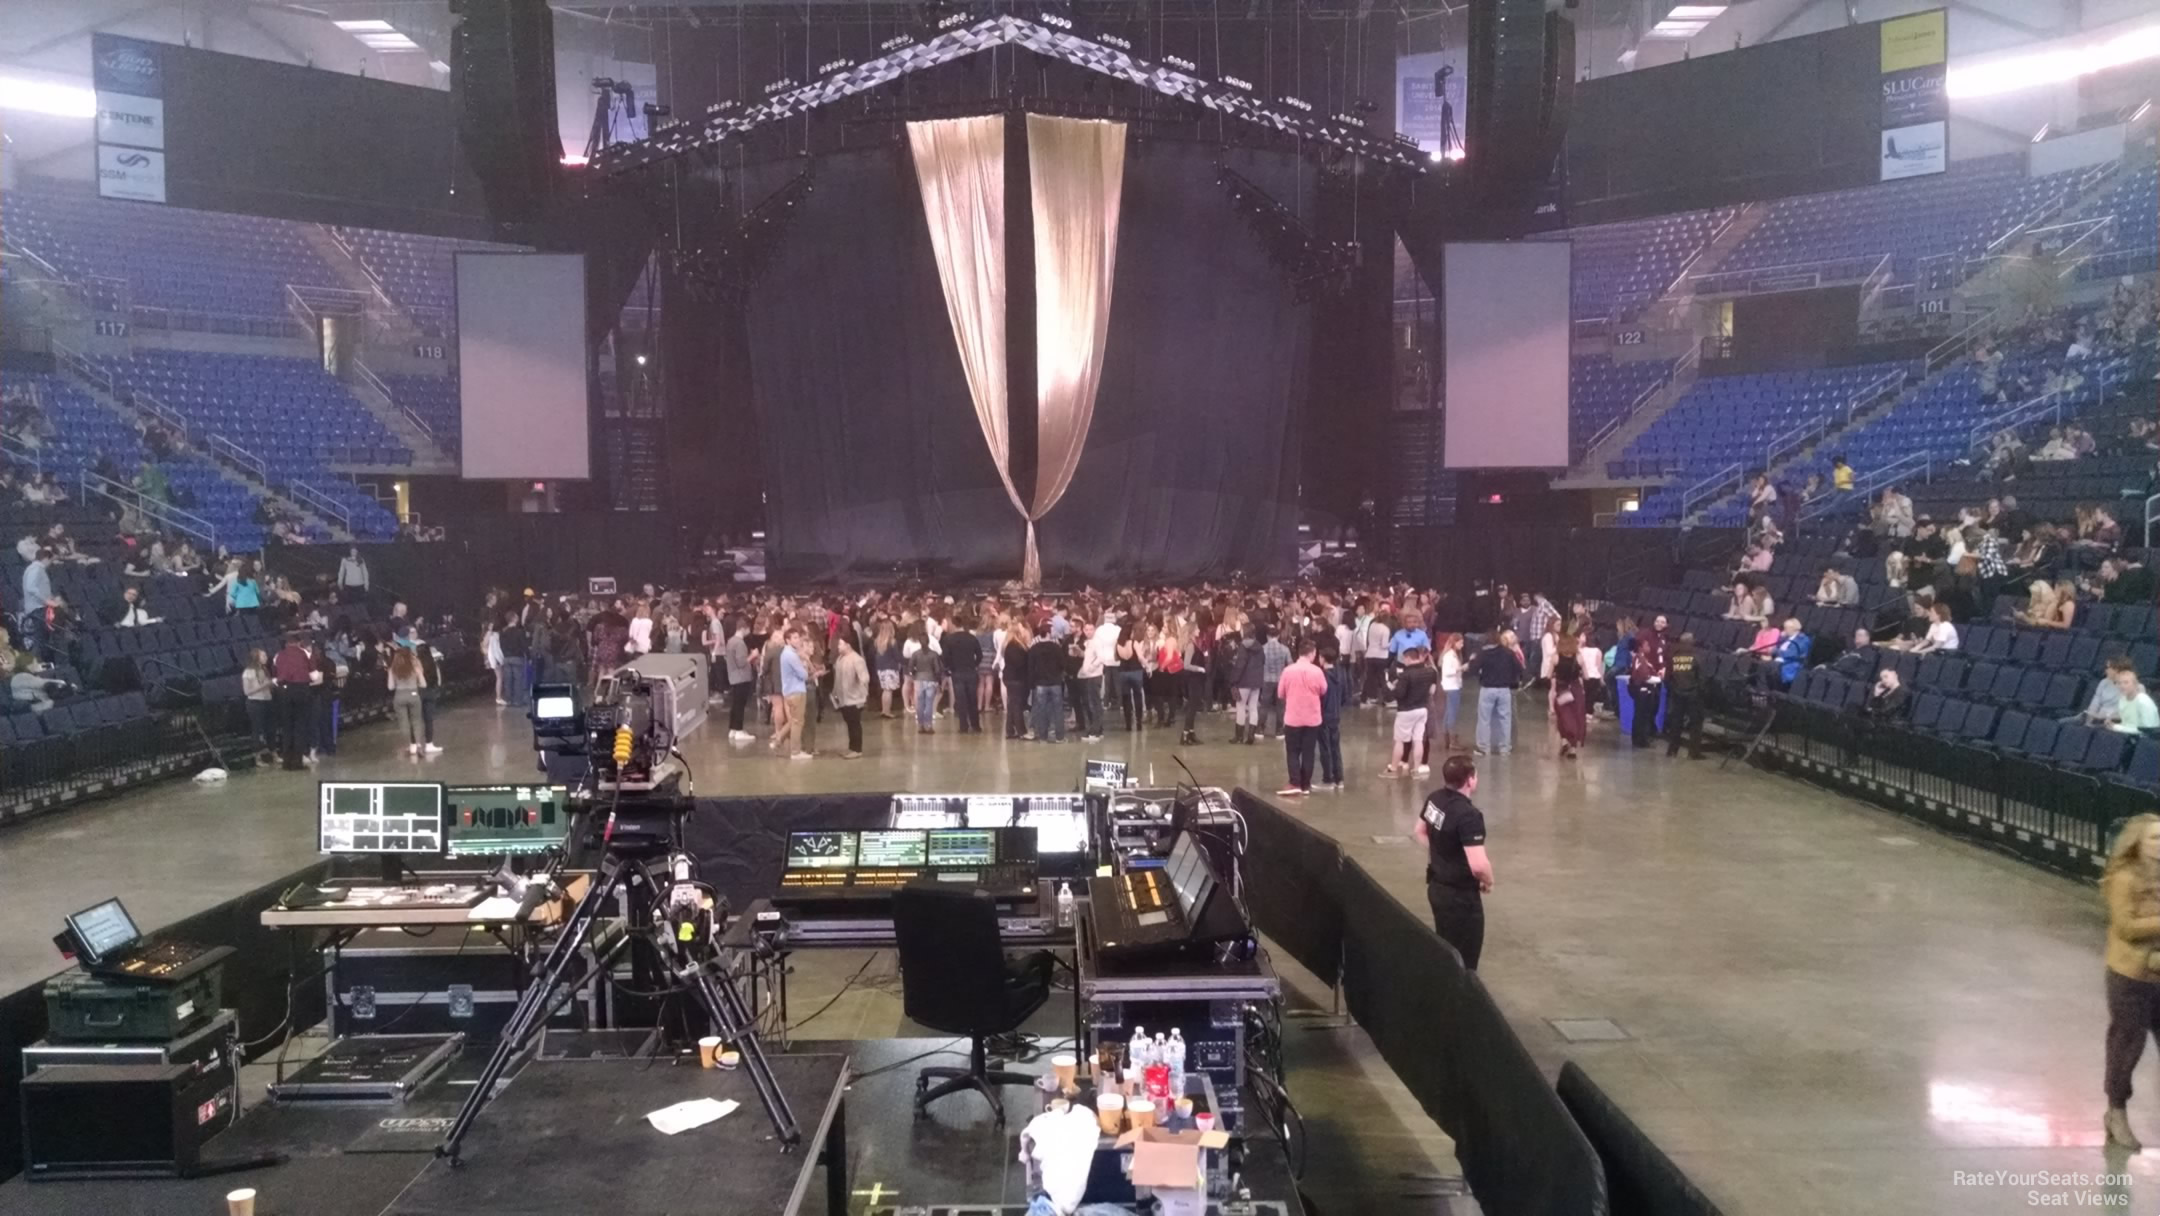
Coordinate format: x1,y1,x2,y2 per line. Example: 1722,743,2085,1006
2104,813,2160,1150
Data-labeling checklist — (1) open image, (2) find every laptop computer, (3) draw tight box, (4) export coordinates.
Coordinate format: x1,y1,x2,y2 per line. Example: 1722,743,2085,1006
62,898,234,985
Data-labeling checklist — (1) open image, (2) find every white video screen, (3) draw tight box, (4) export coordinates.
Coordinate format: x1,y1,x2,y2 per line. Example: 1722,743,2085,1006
1442,242,1572,469
456,252,591,480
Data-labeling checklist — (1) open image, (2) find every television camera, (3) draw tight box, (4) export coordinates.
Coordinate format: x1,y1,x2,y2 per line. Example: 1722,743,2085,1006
531,654,707,794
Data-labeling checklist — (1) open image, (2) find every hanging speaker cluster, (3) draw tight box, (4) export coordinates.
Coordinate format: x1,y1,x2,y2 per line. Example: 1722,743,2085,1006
448,0,561,227
1465,0,1574,218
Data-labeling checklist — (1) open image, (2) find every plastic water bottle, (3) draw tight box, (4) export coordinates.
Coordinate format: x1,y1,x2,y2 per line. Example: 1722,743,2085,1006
1130,1027,1151,1071
1166,1028,1187,1095
1056,882,1075,929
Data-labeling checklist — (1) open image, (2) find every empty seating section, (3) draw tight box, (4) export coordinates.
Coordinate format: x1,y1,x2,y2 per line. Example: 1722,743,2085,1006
1545,208,1732,321
2,179,338,319
333,227,515,335
1723,154,2111,279
12,375,267,552
87,350,402,538
1608,360,1914,504
2076,161,2159,281
1569,356,1674,461
379,374,461,456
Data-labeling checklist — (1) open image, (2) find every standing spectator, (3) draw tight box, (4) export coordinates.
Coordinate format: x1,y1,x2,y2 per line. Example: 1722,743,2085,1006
387,644,427,757
1004,620,1035,739
1629,616,1670,747
2103,815,2160,1151
907,623,942,733
240,648,276,761
1382,645,1438,778
229,560,263,618
397,626,446,756
1028,623,1068,743
336,547,370,595
722,617,756,741
943,611,984,735
1545,627,1588,760
1363,612,1392,703
1071,620,1106,742
1663,630,1707,759
777,627,810,759
1258,627,1291,740
19,547,53,652
1317,643,1351,791
1230,625,1265,745
1416,755,1494,971
498,610,529,708
272,633,318,770
1436,633,1466,752
1831,455,1854,493
1275,639,1328,797
1178,618,1210,745
831,633,870,759
1470,631,1526,756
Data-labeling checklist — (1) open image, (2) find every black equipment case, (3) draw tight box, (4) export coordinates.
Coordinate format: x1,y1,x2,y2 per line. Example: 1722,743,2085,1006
20,1061,236,1180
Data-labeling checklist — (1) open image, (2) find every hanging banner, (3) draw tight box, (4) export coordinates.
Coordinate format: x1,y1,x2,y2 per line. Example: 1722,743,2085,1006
1878,10,1947,181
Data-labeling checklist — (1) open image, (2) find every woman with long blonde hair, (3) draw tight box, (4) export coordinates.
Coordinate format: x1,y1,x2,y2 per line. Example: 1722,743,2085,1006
2103,813,2160,1150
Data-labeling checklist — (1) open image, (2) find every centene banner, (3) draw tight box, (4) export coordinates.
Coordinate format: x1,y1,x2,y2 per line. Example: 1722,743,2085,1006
96,92,164,150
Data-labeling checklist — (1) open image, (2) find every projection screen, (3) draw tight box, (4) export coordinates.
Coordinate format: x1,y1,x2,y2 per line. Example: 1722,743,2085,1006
1442,242,1571,469
456,252,590,480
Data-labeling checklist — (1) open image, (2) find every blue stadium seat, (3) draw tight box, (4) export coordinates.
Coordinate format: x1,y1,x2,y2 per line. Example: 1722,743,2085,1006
2018,717,2061,759
1988,710,2032,753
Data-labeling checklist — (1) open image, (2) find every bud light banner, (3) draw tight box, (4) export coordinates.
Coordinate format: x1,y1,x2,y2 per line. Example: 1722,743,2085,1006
92,34,163,99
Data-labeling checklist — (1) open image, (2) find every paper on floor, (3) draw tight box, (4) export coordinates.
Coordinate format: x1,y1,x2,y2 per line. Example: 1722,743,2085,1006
646,1097,740,1135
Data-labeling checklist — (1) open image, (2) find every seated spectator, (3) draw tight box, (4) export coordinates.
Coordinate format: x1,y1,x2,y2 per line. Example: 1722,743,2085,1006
1863,668,1909,720
2074,506,2122,554
2033,426,2077,462
2068,422,2097,457
1875,486,1915,539
109,585,160,628
1831,455,1854,492
1725,582,1774,625
1885,549,1909,590
2093,556,2157,605
2017,580,2061,628
1905,602,1959,654
172,541,204,575
13,532,38,562
2109,668,2160,735
2084,657,2135,727
1814,565,1860,607
120,550,155,580
1830,628,1878,678
1751,618,1811,691
1740,545,1775,574
2049,579,2079,629
1,625,67,712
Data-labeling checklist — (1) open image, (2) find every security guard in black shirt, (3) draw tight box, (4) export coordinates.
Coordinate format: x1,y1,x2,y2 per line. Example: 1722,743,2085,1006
1416,755,1495,970
1664,631,1705,760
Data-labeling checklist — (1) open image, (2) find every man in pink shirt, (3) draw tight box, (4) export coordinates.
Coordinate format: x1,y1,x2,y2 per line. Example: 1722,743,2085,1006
1276,638,1328,797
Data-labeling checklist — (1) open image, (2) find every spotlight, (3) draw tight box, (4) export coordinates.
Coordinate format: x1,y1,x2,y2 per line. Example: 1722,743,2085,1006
1353,98,1378,114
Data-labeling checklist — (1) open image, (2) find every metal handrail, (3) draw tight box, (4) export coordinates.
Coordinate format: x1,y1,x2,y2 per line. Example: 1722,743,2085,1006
288,481,352,531
77,470,217,548
1802,451,1932,523
1581,351,1694,459
2145,492,2159,549
52,341,190,438
1682,462,1744,519
0,430,42,475
1690,252,1890,298
1967,388,2067,455
1925,308,1999,373
1,238,62,280
1763,369,1907,473
319,227,402,316
206,433,268,483
352,359,437,445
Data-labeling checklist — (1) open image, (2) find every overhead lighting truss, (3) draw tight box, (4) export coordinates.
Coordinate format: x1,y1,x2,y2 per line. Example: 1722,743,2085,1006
592,13,1428,174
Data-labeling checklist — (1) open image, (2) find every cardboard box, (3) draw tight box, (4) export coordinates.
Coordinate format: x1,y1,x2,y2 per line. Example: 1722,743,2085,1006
1115,1125,1231,1193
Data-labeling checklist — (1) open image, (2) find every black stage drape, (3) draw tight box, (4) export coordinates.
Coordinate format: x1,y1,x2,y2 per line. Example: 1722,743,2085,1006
744,148,1023,581
1035,144,1307,582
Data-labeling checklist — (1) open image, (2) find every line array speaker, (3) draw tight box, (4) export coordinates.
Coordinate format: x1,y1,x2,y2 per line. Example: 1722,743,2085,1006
449,0,560,227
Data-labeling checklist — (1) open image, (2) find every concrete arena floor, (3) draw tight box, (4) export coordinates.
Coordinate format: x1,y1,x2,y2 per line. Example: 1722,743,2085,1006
2,691,2150,1214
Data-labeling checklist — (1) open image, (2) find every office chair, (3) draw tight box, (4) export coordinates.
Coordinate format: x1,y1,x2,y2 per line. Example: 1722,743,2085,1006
891,882,1054,1124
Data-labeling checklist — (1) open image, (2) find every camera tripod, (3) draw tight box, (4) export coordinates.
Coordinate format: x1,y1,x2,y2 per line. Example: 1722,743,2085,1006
437,845,801,1164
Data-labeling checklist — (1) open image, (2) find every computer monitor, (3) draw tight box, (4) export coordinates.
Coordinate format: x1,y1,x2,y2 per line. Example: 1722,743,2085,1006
785,831,858,870
926,828,996,868
856,830,928,868
318,782,446,857
533,689,578,724
444,784,571,860
64,898,140,966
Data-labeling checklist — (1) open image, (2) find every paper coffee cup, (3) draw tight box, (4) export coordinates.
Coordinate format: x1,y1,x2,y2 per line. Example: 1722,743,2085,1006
1052,1053,1077,1091
1128,1098,1156,1130
1096,1092,1125,1135
1175,1097,1195,1121
698,1036,723,1068
227,1188,258,1216
719,1049,741,1071
1194,1112,1215,1133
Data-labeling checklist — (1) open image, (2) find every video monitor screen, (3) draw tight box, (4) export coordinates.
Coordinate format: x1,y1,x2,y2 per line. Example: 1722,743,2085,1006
66,898,139,962
445,784,569,859
926,828,996,868
786,831,858,870
319,782,445,855
856,830,927,868
534,694,577,721
1166,833,1216,919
